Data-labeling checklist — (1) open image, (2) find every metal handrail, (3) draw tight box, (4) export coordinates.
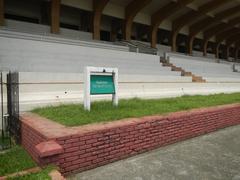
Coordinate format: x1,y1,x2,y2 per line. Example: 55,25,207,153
118,40,138,48
131,40,158,55
131,40,158,51
116,40,158,55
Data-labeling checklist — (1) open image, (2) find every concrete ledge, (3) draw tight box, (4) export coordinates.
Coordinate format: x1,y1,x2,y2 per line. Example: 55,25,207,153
35,140,63,158
20,104,240,176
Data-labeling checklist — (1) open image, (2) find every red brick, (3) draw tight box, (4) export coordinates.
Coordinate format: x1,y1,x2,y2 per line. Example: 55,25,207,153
65,147,79,153
86,138,98,144
65,156,79,162
72,141,86,147
35,140,63,158
71,158,86,165
65,164,80,172
20,104,240,175
79,135,93,141
79,144,92,150
65,138,79,144
85,155,97,161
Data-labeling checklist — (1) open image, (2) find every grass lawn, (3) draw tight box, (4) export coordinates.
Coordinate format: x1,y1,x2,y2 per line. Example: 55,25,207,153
32,93,240,127
0,146,36,176
0,146,53,179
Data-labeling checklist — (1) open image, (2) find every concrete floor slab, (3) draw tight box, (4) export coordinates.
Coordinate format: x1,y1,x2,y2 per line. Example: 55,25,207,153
68,125,240,180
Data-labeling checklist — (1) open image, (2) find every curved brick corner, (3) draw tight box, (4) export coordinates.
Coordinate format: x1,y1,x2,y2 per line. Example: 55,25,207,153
20,104,240,176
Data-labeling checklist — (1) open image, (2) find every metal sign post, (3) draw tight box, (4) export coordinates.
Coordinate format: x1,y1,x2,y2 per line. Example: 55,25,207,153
84,66,118,111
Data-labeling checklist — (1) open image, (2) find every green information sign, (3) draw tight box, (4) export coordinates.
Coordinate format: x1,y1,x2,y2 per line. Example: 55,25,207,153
90,75,115,95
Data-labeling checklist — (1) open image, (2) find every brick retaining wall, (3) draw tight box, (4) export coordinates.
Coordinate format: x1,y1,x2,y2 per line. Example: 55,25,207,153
20,104,240,176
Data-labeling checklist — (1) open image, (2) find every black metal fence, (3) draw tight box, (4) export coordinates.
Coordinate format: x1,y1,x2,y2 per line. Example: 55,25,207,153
0,71,20,151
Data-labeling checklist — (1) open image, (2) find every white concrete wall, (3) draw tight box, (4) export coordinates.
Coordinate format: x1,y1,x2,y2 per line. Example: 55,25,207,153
4,72,240,112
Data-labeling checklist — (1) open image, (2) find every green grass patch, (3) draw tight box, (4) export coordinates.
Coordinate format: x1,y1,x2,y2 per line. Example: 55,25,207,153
32,93,240,127
0,146,37,176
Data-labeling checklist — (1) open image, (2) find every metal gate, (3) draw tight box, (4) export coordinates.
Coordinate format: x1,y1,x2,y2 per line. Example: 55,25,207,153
7,72,20,144
0,71,20,150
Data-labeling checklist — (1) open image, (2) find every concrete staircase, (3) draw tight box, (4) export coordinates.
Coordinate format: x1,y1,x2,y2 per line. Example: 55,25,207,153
160,58,206,83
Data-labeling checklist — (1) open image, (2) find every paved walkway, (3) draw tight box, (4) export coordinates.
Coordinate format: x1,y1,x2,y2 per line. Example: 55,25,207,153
68,125,240,180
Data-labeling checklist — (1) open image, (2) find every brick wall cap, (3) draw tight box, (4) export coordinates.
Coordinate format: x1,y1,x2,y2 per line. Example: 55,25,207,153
140,115,166,123
35,140,63,158
20,113,79,139
166,103,240,120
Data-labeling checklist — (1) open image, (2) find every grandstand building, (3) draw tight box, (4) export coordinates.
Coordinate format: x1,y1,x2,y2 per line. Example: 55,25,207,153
1,0,240,59
0,0,240,111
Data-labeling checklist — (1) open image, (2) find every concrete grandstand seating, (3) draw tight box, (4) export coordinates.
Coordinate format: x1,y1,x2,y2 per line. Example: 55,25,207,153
0,29,191,82
2,19,93,41
235,64,240,72
1,27,240,112
0,30,129,53
1,20,129,52
167,53,240,82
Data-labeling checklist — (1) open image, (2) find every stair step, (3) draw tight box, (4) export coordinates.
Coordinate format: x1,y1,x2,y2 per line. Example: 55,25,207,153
171,66,182,72
182,71,192,76
162,63,169,67
192,75,206,82
161,58,206,83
